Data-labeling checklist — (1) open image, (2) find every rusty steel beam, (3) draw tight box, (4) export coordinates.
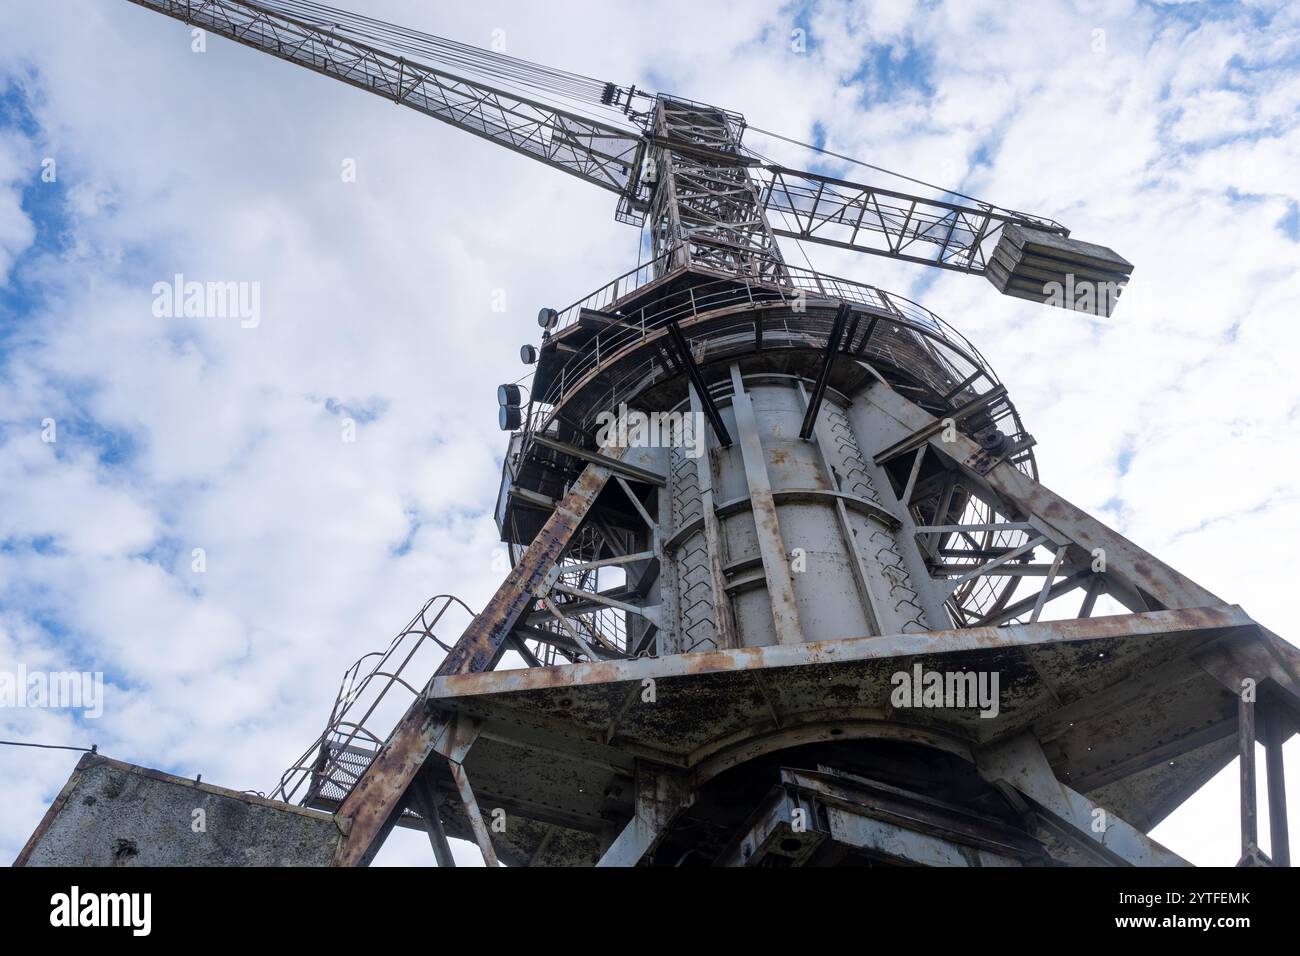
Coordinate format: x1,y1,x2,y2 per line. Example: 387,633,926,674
330,467,611,865
714,781,823,866
427,605,1255,701
596,762,693,867
871,386,1008,466
1197,633,1300,723
798,302,851,439
1264,702,1291,866
665,320,731,447
439,464,612,675
803,381,885,633
688,384,739,649
865,384,1221,610
450,760,500,867
409,774,455,868
1239,693,1258,860
530,433,665,487
729,365,805,645
978,733,1190,867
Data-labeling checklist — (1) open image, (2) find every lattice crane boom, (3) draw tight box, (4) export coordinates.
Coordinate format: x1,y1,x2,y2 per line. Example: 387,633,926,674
126,0,644,194
124,0,1133,313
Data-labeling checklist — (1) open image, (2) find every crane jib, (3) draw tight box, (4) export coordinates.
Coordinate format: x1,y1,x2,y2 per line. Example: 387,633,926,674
122,0,1134,315
124,0,641,195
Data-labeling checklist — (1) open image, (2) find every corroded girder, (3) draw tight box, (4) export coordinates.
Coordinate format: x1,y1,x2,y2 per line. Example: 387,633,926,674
331,464,613,866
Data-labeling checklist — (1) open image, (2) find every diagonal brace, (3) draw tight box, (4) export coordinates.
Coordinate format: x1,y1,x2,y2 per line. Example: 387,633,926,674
664,320,731,447
799,302,852,439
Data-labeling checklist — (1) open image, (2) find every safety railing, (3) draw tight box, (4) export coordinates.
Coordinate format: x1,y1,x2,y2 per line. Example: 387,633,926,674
271,593,475,808
550,251,673,333
527,255,1009,444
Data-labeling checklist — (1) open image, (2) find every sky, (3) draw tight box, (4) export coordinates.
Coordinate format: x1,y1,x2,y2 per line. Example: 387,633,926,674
0,0,1297,867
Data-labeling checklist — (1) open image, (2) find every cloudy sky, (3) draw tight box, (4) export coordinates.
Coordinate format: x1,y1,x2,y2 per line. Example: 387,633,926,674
0,0,1297,867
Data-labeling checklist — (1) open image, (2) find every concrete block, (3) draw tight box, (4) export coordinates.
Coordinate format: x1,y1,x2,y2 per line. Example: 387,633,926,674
15,754,341,867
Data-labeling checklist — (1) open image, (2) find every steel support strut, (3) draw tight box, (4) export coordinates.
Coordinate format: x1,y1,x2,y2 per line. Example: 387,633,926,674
596,763,693,866
330,465,612,866
730,365,804,645
798,302,851,439
1239,692,1258,862
978,733,1190,867
664,320,731,447
1264,702,1291,866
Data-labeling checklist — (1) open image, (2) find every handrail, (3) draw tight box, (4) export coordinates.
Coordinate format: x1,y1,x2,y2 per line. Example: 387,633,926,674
526,255,1009,444
550,251,673,332
271,593,475,806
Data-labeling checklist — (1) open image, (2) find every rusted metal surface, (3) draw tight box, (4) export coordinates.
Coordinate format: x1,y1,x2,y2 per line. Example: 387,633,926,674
409,775,455,867
440,464,613,675
1239,694,1258,861
714,782,824,866
415,605,1259,844
977,732,1190,867
798,302,852,439
428,606,1253,700
688,384,738,649
529,434,665,487
713,764,1046,867
665,319,732,446
330,703,445,866
595,762,692,866
788,767,1040,866
802,382,885,633
330,467,611,865
728,365,805,645
1264,702,1291,866
1197,631,1300,715
864,383,1222,612
337,602,1273,867
449,760,500,867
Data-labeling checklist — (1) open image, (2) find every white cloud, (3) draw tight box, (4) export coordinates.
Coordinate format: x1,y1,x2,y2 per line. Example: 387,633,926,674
0,130,37,280
0,0,1296,868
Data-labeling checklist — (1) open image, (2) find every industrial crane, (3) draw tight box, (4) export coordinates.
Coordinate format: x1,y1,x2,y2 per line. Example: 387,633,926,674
114,0,1180,869
124,0,1132,309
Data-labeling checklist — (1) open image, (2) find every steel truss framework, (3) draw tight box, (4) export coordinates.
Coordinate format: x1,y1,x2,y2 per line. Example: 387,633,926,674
303,373,1297,867
126,0,644,193
754,166,1064,276
646,98,788,282
126,1,1129,312
109,0,1271,869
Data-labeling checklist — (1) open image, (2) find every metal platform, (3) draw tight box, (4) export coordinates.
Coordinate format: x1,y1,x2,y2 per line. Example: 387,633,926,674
409,605,1293,866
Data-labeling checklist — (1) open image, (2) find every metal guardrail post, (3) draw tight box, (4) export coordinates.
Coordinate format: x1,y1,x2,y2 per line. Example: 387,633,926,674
879,289,903,319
